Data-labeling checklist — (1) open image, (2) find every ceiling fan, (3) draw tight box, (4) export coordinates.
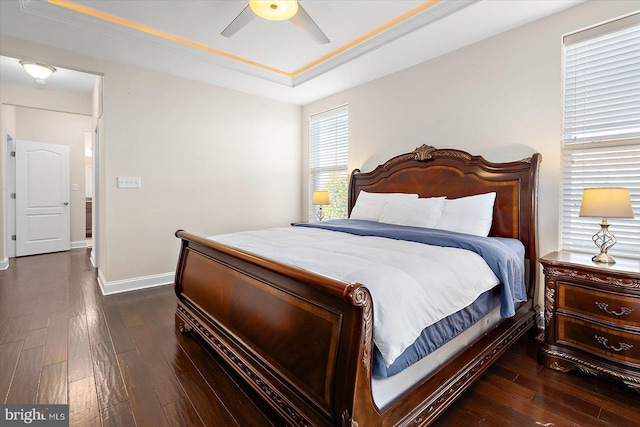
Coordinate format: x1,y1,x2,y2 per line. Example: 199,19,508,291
221,0,330,44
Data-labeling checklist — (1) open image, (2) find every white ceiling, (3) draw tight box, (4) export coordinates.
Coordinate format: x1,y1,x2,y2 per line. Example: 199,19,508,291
0,54,97,95
0,0,585,105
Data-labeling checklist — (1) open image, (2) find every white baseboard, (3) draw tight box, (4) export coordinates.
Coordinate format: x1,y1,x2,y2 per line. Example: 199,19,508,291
100,271,174,295
0,258,8,270
90,250,96,268
97,269,107,294
71,240,88,249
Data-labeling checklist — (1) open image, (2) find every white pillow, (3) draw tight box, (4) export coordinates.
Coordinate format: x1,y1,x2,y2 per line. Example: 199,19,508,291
350,191,418,221
380,197,445,228
437,192,497,237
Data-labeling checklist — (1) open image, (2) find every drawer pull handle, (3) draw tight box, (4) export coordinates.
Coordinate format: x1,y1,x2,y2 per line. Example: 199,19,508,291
595,302,634,316
594,335,633,352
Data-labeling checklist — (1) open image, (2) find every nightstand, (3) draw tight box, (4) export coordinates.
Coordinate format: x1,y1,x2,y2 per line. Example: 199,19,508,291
538,251,640,391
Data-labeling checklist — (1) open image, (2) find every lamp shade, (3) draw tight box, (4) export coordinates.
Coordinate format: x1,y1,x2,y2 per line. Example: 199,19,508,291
20,61,56,80
579,188,634,218
249,0,298,21
312,191,330,206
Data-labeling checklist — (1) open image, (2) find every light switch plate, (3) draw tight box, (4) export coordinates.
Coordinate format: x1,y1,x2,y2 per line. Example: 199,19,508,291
117,177,142,188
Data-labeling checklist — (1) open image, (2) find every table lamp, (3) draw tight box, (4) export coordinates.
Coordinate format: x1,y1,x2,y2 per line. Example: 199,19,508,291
312,191,330,221
579,187,634,264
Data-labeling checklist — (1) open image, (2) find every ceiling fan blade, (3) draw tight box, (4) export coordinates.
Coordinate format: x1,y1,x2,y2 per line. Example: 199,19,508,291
290,4,330,44
221,5,256,38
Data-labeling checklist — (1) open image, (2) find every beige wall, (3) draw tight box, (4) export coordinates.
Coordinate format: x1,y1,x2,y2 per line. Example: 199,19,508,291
301,0,639,307
1,80,92,114
1,35,302,290
103,65,301,283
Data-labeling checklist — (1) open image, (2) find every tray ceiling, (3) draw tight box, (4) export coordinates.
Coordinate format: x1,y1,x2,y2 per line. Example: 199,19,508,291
0,0,586,104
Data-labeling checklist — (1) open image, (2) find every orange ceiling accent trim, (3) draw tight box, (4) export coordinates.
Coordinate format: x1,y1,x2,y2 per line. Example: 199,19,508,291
46,0,292,76
292,0,440,75
46,0,440,79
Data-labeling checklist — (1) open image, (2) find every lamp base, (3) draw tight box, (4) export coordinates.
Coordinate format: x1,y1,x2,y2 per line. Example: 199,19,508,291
591,219,617,264
592,252,616,264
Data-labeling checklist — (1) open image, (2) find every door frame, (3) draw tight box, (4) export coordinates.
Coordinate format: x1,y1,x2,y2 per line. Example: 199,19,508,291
91,124,99,268
5,132,16,260
1,68,103,273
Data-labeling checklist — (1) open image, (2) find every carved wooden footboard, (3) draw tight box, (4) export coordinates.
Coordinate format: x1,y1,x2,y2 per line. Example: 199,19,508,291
174,230,377,426
174,145,542,426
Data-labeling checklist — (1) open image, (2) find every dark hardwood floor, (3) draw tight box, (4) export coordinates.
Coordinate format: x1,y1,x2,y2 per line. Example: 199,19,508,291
1,249,638,426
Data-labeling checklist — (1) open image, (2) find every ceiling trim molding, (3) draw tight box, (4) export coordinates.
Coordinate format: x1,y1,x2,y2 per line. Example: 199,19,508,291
291,0,478,86
21,0,296,85
22,0,475,88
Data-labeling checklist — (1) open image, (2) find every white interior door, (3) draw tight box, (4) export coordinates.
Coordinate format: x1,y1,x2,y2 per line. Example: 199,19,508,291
16,140,70,256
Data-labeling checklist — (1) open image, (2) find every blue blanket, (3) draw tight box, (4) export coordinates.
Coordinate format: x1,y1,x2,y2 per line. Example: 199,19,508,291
373,287,500,377
295,219,526,318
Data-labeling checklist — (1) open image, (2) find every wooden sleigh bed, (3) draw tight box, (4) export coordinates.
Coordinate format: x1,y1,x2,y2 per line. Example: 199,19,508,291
174,145,542,426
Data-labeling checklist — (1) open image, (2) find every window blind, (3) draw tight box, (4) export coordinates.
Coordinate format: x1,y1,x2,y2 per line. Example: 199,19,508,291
561,14,640,260
309,105,349,220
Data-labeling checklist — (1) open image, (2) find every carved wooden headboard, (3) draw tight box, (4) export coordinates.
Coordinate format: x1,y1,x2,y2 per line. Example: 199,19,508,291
348,145,541,298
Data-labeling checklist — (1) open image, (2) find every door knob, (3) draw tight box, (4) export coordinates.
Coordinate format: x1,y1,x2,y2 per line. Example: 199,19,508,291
63,202,69,205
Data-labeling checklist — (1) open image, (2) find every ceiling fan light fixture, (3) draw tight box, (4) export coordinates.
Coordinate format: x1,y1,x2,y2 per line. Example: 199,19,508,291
249,0,298,21
20,61,56,80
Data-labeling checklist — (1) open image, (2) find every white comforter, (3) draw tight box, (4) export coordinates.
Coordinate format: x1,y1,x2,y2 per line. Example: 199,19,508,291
209,226,499,367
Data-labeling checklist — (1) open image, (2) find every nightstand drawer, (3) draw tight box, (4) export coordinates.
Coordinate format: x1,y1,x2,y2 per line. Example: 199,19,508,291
558,283,640,328
557,315,640,366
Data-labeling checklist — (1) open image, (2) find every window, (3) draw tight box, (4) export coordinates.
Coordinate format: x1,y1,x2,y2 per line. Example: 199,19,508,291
309,105,349,220
561,14,640,260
